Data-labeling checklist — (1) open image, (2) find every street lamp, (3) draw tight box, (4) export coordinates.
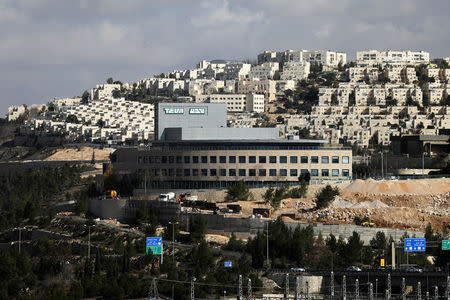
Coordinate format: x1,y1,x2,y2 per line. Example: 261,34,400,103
84,224,95,260
168,221,179,260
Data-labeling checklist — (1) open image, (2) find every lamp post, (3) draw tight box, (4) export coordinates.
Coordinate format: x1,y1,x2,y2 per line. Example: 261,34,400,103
168,221,178,260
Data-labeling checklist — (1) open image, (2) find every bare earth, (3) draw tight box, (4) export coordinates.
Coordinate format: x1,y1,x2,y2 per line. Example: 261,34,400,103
218,178,450,233
44,146,114,161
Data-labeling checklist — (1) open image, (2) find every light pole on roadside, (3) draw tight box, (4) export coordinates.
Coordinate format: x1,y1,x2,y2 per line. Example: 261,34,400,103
168,221,179,260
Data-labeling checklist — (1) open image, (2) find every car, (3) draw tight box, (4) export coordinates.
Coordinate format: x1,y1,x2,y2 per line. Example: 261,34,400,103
290,267,306,272
346,266,362,272
405,266,423,273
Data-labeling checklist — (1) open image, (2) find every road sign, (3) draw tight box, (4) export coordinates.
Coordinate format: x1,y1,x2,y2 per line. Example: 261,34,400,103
146,237,163,255
442,240,450,250
224,261,232,268
404,238,426,252
380,258,385,267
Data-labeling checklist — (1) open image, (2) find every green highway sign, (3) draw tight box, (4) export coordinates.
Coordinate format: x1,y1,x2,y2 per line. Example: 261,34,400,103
442,240,450,250
146,237,163,254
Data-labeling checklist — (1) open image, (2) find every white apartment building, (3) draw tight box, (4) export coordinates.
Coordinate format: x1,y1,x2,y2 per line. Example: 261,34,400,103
386,67,403,83
357,50,430,66
7,105,27,121
199,93,265,113
426,68,441,82
249,62,279,80
302,50,347,67
221,63,251,80
281,61,310,80
90,83,121,100
236,79,277,102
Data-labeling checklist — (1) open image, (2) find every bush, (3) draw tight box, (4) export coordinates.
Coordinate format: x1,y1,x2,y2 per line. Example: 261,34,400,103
289,180,308,198
315,185,339,209
226,181,252,201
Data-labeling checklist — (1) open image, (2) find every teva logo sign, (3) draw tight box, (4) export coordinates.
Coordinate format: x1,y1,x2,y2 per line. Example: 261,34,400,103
189,107,206,114
163,108,184,114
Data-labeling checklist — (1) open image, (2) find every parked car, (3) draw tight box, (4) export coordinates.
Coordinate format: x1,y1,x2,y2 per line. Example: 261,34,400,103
405,266,424,273
290,267,306,272
346,266,362,272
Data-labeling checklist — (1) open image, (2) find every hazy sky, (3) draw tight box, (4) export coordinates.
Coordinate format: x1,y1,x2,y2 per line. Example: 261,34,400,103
1,0,449,115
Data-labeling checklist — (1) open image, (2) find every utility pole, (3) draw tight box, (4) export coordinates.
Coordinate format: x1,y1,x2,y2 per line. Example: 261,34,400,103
417,281,421,300
387,273,391,299
402,277,406,300
381,151,384,178
284,273,289,300
330,271,334,297
247,278,252,300
369,283,373,300
433,286,438,300
169,221,178,260
18,227,22,253
190,277,196,300
266,221,270,268
238,275,243,300
305,281,309,300
392,242,396,269
355,279,359,300
295,276,300,300
342,275,346,300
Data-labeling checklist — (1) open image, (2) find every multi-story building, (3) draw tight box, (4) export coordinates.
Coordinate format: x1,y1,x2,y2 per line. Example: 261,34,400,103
357,50,430,66
236,78,277,102
281,61,310,80
90,83,121,100
197,93,265,113
249,62,279,80
112,103,352,189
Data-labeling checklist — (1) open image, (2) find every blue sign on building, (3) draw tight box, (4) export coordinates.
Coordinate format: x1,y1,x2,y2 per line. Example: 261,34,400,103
224,261,232,268
404,238,426,252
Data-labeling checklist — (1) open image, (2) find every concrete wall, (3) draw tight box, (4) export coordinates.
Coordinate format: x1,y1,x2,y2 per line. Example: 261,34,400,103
184,213,423,245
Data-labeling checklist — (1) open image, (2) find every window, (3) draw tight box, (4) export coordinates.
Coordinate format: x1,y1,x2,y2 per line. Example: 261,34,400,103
176,156,182,164
154,156,161,163
332,169,339,177
229,169,236,176
184,156,190,164
259,169,266,176
259,156,266,163
162,156,168,164
269,156,277,163
269,169,277,176
201,156,207,163
311,169,318,176
342,169,349,177
238,156,245,163
290,169,298,177
311,156,318,163
192,169,199,176
279,169,287,176
168,156,174,164
290,156,298,163
342,156,350,164
280,156,287,163
301,156,308,163
322,169,329,177
331,156,339,163
229,156,236,163
176,169,182,177
201,169,207,176
220,169,226,176
249,156,256,163
249,169,256,176
210,169,217,176
193,156,199,164
321,156,329,164
184,169,190,176
220,156,226,163
239,169,246,176
300,169,309,175
162,169,167,176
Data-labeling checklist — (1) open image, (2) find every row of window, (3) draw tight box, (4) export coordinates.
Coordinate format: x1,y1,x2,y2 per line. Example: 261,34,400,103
140,155,350,164
146,168,350,177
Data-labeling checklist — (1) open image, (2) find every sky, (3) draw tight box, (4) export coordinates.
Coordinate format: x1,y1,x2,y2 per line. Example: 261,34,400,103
1,0,449,115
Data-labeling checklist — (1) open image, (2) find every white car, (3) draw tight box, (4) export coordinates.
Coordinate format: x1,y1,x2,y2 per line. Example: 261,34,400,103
346,266,362,272
290,267,306,272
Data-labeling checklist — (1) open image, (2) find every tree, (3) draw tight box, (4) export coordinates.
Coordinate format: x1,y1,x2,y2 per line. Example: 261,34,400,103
226,181,251,201
190,215,207,243
112,89,121,99
370,231,387,250
96,119,105,128
343,231,363,266
65,114,79,124
298,171,311,184
81,90,90,104
106,77,114,84
289,180,308,198
315,185,339,209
